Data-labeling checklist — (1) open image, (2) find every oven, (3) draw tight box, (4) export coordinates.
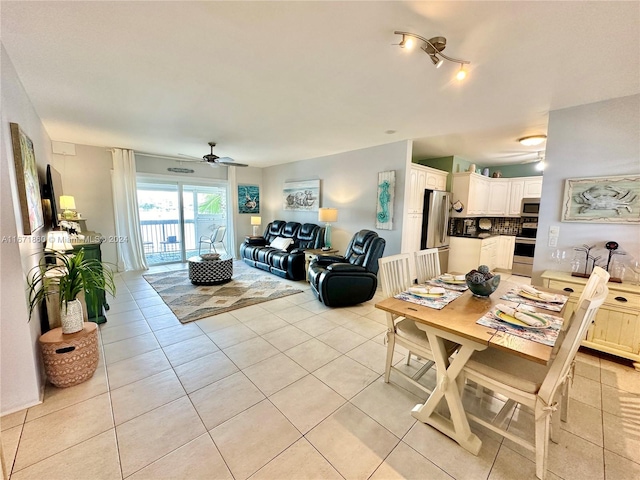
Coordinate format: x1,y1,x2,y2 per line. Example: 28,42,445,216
512,222,537,277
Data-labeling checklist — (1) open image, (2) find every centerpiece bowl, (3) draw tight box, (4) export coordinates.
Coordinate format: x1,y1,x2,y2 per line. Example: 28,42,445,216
465,265,501,297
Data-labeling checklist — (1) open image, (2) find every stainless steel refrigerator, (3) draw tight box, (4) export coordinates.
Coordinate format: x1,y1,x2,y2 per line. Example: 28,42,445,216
420,189,451,272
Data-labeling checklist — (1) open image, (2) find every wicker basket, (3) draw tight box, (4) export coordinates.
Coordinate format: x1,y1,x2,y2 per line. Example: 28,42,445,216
39,323,99,388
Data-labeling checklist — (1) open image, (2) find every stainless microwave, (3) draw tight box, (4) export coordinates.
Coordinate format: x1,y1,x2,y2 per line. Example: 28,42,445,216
520,198,540,217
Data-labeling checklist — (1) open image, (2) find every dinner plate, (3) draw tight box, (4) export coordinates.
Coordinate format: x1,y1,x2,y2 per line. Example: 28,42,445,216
495,310,550,329
518,290,561,303
438,277,467,285
411,291,445,298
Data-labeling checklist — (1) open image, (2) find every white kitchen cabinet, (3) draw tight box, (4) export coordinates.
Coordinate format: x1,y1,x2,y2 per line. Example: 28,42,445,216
449,235,500,273
496,235,515,270
541,270,640,369
523,177,543,198
479,236,498,270
487,179,511,216
407,165,448,213
402,213,423,254
451,172,490,217
508,179,525,216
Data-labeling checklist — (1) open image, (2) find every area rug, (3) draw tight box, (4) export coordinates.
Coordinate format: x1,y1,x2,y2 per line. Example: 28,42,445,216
143,261,303,324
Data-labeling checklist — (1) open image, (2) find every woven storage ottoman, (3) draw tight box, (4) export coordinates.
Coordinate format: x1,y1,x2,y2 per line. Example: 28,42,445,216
39,322,99,388
188,255,233,285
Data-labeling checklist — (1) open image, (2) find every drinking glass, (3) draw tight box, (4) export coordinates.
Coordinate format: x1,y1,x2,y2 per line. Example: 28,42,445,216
630,260,640,286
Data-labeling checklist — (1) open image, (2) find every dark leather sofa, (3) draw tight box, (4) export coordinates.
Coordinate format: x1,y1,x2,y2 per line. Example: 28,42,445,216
239,220,324,280
308,230,386,307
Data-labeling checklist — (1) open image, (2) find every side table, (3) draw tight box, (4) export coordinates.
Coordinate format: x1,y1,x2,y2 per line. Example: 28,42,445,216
304,248,339,282
39,323,99,388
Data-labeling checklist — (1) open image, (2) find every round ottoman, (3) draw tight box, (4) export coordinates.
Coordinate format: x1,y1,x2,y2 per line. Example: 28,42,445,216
188,255,233,285
39,322,99,388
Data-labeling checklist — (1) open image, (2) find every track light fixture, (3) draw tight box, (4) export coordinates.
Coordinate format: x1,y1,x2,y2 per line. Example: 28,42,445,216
395,31,470,79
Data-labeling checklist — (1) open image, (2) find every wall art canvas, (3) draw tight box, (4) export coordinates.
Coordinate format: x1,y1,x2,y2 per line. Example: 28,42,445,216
561,175,640,224
376,170,395,230
238,184,260,214
10,123,44,235
283,179,319,211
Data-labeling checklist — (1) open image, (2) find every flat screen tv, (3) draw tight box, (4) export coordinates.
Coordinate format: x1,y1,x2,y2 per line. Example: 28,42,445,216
42,164,63,229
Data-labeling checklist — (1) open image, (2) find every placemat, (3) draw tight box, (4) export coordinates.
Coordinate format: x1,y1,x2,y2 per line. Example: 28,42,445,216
394,289,463,310
476,310,564,346
500,287,568,312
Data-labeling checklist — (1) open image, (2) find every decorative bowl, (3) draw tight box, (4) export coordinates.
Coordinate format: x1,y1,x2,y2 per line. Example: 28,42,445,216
201,253,220,261
466,274,501,297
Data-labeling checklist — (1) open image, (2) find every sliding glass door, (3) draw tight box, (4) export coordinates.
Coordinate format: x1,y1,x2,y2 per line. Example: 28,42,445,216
137,179,228,266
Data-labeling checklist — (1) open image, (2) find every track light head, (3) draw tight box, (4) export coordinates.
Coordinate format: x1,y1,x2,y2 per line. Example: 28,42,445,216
399,34,414,49
456,64,467,80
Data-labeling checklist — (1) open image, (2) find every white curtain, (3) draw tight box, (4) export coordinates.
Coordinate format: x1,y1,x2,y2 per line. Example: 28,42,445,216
227,167,238,259
111,149,148,271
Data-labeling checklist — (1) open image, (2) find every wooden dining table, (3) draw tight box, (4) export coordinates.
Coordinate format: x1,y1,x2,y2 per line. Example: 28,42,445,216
375,280,565,455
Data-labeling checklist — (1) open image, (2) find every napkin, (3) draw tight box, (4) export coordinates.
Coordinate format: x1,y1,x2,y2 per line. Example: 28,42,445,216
409,286,445,295
520,285,558,302
495,303,544,327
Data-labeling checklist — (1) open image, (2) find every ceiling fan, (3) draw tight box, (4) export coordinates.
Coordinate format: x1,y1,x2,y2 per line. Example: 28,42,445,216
178,142,248,167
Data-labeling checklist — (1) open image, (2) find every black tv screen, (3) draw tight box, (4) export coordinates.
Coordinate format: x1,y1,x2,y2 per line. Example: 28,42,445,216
43,164,63,229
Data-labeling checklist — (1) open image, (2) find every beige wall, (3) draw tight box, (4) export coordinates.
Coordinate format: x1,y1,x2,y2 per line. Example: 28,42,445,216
533,94,640,284
1,45,47,413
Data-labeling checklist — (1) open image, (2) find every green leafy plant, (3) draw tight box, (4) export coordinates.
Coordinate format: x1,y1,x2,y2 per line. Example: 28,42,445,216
27,249,116,319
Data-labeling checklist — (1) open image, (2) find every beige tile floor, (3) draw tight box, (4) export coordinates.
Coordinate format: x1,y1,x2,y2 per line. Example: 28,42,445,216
2,266,639,480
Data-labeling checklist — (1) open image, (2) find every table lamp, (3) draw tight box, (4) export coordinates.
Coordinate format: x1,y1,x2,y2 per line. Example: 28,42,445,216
251,216,262,236
45,230,73,265
318,208,338,249
60,195,77,219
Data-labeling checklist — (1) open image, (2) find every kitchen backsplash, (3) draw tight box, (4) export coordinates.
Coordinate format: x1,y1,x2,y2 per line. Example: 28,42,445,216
450,217,525,236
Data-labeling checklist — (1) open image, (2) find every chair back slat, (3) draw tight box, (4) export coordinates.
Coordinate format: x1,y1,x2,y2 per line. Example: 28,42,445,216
538,277,608,403
378,254,412,297
415,248,441,284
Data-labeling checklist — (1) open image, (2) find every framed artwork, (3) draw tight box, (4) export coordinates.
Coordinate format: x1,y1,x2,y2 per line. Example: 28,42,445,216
561,174,640,224
376,170,395,230
238,184,260,214
283,179,319,211
10,123,44,235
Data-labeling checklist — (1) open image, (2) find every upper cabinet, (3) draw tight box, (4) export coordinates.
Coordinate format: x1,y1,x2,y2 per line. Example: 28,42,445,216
407,165,448,213
452,172,542,217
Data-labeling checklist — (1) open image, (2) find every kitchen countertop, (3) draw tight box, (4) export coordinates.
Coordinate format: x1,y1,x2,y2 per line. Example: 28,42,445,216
450,233,501,239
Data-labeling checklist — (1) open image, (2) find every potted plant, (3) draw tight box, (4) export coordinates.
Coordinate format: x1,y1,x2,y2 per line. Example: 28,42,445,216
27,249,116,333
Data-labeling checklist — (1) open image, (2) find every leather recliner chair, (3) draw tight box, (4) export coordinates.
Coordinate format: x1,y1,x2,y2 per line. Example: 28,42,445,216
308,230,386,307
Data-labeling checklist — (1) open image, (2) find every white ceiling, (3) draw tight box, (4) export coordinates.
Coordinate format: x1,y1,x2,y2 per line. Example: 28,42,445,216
2,1,638,167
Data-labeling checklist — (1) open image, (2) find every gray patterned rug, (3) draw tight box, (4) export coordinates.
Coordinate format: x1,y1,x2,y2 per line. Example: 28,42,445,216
143,261,303,324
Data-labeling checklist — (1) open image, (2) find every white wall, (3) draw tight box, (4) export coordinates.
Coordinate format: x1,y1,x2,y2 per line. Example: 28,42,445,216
52,145,117,265
533,94,640,284
262,141,411,255
1,45,48,413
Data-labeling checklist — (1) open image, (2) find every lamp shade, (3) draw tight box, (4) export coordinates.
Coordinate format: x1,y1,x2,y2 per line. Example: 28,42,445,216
59,195,76,210
318,208,338,223
250,216,262,226
45,231,72,252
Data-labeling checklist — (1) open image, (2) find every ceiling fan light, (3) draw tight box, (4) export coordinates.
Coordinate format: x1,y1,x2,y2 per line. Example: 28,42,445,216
518,135,547,146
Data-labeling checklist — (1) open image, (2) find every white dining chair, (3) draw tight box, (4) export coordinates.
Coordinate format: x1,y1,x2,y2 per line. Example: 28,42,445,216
557,266,610,422
461,278,608,480
378,253,458,396
414,248,442,284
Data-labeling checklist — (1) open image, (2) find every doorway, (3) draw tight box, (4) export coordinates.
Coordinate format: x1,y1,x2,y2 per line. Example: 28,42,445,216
137,180,228,266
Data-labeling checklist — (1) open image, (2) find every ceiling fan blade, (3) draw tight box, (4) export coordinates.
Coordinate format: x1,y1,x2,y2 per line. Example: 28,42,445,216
216,157,249,167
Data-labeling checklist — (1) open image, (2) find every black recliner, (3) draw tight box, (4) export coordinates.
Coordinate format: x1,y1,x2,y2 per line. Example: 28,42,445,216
308,230,386,307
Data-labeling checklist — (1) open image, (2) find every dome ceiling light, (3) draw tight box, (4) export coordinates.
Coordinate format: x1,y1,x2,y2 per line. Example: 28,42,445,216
518,135,547,147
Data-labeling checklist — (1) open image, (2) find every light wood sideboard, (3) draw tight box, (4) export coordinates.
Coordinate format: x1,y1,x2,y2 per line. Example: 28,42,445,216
541,270,640,370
